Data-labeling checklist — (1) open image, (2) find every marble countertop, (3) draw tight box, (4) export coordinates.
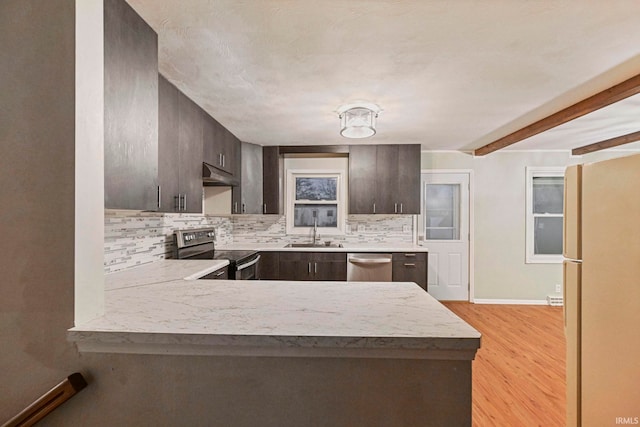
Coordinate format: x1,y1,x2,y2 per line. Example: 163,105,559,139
69,260,479,359
105,259,230,290
217,243,429,252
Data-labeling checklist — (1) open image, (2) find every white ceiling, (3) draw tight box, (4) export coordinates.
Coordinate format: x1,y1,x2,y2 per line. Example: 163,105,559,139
128,0,640,153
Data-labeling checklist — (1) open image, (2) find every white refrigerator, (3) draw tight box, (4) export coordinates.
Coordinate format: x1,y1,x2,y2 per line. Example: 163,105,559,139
563,154,640,427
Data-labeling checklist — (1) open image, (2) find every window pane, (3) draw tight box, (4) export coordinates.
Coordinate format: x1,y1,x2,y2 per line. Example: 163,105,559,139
425,184,460,240
294,204,338,227
534,216,563,254
533,177,564,214
295,177,337,201
426,228,455,240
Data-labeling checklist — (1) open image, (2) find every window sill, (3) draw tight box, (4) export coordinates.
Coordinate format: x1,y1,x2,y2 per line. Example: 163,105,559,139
525,255,564,264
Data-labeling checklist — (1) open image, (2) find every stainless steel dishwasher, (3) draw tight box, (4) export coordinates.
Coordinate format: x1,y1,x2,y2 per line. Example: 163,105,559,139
347,253,393,281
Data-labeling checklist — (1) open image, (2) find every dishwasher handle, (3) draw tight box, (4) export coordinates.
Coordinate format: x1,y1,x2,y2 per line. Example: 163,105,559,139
348,254,392,265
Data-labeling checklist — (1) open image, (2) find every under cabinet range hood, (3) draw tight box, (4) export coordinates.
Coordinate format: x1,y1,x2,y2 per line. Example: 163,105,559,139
202,162,239,186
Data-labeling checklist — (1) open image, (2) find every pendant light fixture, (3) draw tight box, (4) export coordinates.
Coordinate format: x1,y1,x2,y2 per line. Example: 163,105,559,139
337,102,381,139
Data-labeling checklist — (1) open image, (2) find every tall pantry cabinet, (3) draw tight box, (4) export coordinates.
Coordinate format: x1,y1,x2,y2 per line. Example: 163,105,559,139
104,0,159,210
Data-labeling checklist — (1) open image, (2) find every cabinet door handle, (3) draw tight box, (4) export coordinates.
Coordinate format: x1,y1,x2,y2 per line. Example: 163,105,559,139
372,203,376,214
314,262,317,274
404,263,416,267
308,262,311,274
263,203,267,214
174,195,181,211
400,203,403,213
394,203,397,213
222,154,225,168
157,185,161,209
242,203,246,213
234,202,238,213
182,194,187,211
404,253,416,257
215,270,225,277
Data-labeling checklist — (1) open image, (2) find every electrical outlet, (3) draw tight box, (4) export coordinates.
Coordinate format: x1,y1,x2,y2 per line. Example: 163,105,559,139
555,284,562,293
402,225,410,232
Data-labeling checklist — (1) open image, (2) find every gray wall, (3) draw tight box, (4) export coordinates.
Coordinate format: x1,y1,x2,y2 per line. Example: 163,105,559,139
0,0,79,418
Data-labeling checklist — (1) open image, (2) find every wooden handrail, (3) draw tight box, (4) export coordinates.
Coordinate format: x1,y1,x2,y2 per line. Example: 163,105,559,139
2,373,87,427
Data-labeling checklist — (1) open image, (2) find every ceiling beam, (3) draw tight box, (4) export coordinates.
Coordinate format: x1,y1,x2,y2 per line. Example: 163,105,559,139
473,73,640,156
572,130,640,156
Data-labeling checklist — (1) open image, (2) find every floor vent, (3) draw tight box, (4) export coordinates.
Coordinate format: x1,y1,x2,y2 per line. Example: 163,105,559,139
547,295,564,307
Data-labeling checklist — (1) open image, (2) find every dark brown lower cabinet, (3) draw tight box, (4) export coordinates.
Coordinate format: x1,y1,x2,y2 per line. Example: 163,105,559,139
278,252,347,281
392,252,428,290
259,251,426,288
257,252,280,280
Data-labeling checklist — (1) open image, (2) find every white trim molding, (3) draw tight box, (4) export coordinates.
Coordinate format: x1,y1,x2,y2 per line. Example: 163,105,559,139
473,299,548,305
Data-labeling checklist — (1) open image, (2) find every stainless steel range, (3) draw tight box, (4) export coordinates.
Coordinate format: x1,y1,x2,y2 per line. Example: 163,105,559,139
173,228,260,280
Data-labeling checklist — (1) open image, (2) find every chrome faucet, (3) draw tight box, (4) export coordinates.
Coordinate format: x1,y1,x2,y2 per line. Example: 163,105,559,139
312,216,320,245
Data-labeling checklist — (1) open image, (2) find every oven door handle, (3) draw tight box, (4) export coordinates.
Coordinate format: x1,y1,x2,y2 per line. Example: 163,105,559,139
236,255,261,271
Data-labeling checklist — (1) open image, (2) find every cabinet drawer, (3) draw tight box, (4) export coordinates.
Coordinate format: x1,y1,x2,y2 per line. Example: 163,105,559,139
392,252,426,262
200,266,228,280
392,260,427,290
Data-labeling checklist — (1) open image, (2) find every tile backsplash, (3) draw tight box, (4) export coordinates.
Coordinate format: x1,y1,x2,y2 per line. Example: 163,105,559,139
105,211,415,273
231,215,415,245
104,210,232,273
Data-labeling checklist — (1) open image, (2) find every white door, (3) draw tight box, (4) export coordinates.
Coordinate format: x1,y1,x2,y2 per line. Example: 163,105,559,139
421,172,470,301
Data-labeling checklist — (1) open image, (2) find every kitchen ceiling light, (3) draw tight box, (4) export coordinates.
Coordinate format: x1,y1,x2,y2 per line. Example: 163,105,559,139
337,103,381,139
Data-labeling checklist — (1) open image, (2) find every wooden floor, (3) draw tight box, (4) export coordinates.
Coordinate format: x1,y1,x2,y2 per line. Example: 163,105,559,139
444,302,566,427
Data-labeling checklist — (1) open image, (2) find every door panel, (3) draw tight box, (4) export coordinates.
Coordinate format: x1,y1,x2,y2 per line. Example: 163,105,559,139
448,253,462,286
422,172,470,301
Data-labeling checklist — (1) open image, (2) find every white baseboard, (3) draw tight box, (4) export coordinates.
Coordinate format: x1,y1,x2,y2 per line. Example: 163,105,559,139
473,299,548,305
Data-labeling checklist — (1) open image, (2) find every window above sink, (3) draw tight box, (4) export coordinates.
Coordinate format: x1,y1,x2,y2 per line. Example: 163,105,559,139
285,169,346,236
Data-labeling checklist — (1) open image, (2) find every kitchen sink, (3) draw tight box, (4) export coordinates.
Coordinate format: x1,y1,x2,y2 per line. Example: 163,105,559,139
286,243,344,248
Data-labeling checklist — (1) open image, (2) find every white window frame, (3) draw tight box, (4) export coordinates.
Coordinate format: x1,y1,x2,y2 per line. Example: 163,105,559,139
285,169,346,236
525,167,565,264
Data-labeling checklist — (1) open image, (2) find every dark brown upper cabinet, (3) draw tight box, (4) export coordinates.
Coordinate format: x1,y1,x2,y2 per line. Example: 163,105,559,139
158,74,203,213
104,0,158,210
232,141,263,214
348,144,420,214
203,114,238,176
262,146,284,214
